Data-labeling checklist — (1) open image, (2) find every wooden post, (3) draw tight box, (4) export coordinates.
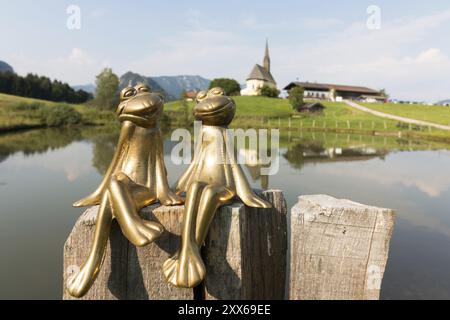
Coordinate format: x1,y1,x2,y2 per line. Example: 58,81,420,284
204,190,287,300
63,205,193,300
63,190,287,300
289,195,395,300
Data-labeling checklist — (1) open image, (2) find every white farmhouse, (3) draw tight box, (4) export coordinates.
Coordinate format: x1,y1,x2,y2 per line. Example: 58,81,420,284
241,40,277,96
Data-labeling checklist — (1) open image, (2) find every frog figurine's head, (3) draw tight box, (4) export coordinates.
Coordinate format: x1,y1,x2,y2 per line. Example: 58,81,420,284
116,83,164,128
193,87,236,126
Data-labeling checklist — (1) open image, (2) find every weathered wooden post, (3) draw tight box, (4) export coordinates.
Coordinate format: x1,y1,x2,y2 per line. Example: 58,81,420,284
63,190,287,300
203,190,287,300
289,195,395,300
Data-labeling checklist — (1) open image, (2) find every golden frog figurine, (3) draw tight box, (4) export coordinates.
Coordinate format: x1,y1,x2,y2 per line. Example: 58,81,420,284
67,84,182,297
163,87,271,288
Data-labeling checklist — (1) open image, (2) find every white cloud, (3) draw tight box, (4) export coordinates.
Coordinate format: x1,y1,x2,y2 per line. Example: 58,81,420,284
274,9,450,101
52,48,94,66
124,29,258,79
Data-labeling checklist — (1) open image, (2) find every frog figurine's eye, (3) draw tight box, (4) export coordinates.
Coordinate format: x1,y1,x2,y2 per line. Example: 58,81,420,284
120,87,136,101
196,90,208,103
135,84,150,93
209,87,225,97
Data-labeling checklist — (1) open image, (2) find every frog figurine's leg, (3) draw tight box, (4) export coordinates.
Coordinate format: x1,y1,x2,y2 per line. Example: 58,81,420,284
108,172,164,247
163,182,233,288
66,192,113,298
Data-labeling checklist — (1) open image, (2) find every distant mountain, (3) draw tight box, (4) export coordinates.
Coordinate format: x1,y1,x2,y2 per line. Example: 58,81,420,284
74,73,211,101
72,84,96,94
0,61,14,73
437,99,450,105
151,75,210,99
119,71,175,100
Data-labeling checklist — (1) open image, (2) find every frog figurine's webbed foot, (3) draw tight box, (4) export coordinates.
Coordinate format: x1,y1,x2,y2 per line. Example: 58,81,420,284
163,240,206,288
163,182,233,287
73,193,102,208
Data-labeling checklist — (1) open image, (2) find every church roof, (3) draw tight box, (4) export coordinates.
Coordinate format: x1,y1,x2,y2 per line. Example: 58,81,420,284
247,64,276,84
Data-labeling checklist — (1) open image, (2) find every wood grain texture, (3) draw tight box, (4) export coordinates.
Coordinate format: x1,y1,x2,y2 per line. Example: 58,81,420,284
204,190,288,300
63,206,128,300
63,205,192,300
289,195,395,300
63,190,287,300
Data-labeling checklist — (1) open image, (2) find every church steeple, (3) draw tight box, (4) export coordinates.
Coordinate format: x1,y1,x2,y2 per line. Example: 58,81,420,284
263,38,271,73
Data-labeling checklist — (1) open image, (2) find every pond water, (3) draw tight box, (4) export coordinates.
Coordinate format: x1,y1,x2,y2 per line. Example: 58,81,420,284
1,126,450,299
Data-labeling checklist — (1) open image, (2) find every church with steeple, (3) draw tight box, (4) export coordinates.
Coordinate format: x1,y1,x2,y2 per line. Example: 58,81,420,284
241,40,277,96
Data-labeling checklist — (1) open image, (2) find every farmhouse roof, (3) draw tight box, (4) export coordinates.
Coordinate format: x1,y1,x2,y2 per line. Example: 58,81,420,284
284,82,380,95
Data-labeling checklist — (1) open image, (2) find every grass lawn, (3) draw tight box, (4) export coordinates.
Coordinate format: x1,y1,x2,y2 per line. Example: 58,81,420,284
165,96,293,118
0,93,114,132
360,102,450,126
2,93,450,143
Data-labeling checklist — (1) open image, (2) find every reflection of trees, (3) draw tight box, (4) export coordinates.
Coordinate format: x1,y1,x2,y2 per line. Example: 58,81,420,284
283,142,324,170
91,132,119,174
283,141,389,170
0,126,120,168
0,128,84,163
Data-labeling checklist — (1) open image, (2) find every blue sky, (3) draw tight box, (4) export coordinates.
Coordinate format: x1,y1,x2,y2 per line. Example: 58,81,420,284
1,0,450,101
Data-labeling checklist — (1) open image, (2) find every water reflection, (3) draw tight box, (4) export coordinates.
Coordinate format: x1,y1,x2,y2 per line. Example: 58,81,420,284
1,127,450,299
283,141,388,170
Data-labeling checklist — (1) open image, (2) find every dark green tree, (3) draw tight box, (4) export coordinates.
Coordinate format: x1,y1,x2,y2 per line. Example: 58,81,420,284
209,78,241,96
94,68,120,110
0,71,92,103
288,86,305,109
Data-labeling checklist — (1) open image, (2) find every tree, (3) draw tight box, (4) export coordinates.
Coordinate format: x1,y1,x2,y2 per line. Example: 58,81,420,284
380,88,389,98
260,85,280,98
209,78,241,96
288,86,305,109
94,68,119,110
0,71,91,103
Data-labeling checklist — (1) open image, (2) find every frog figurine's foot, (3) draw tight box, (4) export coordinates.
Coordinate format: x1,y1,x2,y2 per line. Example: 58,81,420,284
162,241,206,288
66,260,99,298
128,220,164,247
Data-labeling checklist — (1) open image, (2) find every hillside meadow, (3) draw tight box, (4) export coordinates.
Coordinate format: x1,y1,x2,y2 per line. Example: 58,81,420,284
1,93,450,142
360,102,450,126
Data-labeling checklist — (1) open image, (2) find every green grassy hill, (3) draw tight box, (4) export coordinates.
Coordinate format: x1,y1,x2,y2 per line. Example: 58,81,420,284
2,93,450,142
166,96,293,117
0,93,114,132
360,102,450,126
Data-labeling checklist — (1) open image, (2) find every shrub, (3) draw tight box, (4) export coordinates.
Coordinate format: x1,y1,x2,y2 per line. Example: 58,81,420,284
288,86,305,109
260,85,280,98
40,105,83,127
209,78,241,96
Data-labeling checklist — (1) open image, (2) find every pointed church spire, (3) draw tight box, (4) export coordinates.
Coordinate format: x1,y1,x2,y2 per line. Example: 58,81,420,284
263,38,271,73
